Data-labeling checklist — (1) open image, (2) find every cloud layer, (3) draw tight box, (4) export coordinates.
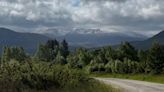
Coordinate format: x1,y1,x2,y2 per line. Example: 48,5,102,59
0,0,164,35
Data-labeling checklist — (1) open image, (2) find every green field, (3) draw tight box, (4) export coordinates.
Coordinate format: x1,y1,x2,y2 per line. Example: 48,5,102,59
91,73,164,84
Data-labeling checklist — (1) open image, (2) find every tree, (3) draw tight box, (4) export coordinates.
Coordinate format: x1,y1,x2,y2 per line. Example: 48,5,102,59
15,47,27,61
147,42,164,74
35,44,52,62
1,47,27,63
122,59,140,74
117,42,138,61
104,46,117,61
60,39,69,58
54,51,66,65
67,54,81,68
46,39,59,60
46,39,59,50
105,62,112,73
76,48,91,66
1,47,11,63
138,50,149,73
90,54,106,65
138,50,148,62
67,48,91,68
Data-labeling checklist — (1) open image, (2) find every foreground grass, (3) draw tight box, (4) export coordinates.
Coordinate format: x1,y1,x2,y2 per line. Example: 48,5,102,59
20,79,120,92
0,61,119,92
55,80,120,92
91,73,164,84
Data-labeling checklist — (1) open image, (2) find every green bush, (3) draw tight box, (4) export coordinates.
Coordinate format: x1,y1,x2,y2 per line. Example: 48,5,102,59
0,61,88,91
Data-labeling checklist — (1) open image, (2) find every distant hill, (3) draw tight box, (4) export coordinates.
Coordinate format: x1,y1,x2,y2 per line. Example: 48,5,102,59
43,28,147,48
1,27,160,53
130,30,164,49
0,28,50,54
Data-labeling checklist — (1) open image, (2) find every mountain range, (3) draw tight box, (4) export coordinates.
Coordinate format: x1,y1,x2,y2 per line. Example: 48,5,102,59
130,30,164,49
0,28,50,54
43,28,147,48
0,27,163,54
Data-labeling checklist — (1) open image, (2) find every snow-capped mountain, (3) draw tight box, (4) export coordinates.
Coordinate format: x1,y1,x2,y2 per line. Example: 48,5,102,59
40,28,147,48
41,28,104,38
38,28,68,38
71,28,103,34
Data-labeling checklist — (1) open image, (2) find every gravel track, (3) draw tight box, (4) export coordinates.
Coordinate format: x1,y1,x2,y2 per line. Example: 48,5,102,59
95,78,164,92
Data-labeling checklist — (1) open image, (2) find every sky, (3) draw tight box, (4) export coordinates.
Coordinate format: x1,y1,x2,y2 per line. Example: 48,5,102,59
0,0,164,36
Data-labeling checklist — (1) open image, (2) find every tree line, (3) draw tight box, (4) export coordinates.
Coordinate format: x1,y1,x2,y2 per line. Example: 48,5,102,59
0,39,164,74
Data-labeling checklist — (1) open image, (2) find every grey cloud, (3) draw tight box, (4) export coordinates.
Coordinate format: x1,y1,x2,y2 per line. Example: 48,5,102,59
81,0,164,32
0,0,74,28
82,0,127,3
0,0,164,36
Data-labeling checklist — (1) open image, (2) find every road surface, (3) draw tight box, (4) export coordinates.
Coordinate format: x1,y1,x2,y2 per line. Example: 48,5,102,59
95,78,164,92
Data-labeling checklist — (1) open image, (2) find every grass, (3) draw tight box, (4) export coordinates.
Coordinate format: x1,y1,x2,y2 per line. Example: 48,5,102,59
91,73,164,84
18,79,120,92
55,79,120,92
0,61,120,92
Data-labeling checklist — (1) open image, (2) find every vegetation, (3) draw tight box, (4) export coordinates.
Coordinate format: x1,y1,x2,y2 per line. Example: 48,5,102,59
0,39,120,92
0,39,163,91
68,42,164,75
70,41,163,84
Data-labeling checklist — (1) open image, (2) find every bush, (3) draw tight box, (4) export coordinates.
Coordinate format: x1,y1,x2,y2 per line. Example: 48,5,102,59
0,61,88,91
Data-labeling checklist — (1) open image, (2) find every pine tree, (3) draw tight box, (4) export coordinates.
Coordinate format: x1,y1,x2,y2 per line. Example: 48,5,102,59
46,39,59,50
61,39,69,58
147,42,164,74
117,42,138,61
138,50,149,73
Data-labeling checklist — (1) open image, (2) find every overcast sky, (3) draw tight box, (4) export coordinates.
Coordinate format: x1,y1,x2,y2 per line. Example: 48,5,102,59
0,0,164,36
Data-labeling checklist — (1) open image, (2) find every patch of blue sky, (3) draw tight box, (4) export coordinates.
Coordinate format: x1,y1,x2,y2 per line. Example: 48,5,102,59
71,0,81,7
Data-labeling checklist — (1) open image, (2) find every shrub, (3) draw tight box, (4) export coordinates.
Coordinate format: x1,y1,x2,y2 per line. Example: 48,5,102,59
0,61,88,91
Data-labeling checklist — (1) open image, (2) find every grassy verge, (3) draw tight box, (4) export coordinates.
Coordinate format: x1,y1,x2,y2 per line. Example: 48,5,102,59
55,79,120,92
91,73,164,84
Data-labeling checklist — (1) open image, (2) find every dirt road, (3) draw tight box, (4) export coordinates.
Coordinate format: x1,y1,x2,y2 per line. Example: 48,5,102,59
95,78,164,92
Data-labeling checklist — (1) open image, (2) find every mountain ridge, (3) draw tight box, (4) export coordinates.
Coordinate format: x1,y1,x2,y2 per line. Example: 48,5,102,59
0,27,50,54
0,27,163,53
130,30,164,49
42,28,147,47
